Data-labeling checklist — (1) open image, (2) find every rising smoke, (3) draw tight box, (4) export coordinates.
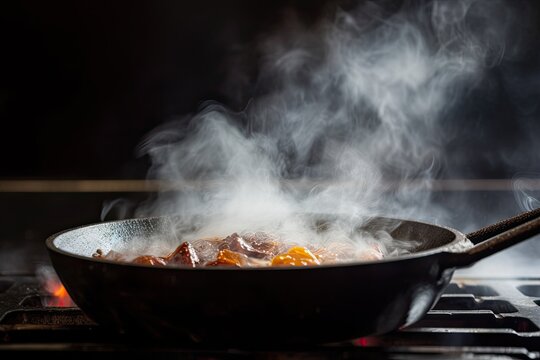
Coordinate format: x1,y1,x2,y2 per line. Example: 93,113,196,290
133,0,523,256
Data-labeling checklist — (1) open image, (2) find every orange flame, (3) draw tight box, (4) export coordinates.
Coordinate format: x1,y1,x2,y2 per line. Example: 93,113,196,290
46,281,75,307
37,266,76,307
53,283,67,297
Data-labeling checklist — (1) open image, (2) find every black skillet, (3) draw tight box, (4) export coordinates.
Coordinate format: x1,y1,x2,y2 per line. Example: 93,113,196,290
46,208,540,345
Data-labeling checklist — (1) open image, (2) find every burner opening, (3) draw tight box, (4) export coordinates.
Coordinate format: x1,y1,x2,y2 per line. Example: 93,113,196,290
443,284,499,296
433,297,518,313
517,285,540,297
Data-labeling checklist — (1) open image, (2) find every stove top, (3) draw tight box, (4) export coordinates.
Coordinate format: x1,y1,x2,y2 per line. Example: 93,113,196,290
1,275,539,359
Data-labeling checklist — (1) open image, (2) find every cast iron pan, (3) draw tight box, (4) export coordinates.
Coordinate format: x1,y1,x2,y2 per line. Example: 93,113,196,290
46,209,540,346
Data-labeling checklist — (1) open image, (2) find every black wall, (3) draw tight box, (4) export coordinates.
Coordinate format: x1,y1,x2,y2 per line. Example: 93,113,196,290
1,0,540,179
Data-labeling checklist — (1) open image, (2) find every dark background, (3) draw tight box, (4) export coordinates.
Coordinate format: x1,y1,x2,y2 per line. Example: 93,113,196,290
0,0,332,179
1,0,540,180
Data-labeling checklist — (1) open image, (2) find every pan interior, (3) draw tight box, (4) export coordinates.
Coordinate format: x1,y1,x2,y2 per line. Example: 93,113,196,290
52,217,179,258
51,216,465,259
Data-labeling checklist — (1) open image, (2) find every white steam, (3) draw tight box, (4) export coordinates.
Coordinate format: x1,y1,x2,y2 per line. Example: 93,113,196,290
135,1,514,256
514,176,540,212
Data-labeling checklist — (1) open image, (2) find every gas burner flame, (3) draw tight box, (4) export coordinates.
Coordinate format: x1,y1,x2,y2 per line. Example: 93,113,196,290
46,282,74,307
37,266,75,307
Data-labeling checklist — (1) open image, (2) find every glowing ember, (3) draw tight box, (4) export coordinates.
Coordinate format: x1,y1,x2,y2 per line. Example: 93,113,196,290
354,337,379,347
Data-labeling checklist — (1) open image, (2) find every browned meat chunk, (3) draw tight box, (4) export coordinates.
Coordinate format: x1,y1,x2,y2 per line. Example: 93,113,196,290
165,242,200,267
243,232,282,256
219,233,279,259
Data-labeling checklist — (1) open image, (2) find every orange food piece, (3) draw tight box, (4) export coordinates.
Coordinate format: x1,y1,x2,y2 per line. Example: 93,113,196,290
271,246,321,266
206,249,249,267
132,255,167,266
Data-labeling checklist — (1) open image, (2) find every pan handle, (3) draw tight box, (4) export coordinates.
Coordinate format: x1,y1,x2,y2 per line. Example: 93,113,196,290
466,207,540,245
444,208,540,267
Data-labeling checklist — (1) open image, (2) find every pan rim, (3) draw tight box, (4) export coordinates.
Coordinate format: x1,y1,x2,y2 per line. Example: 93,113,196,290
45,215,470,271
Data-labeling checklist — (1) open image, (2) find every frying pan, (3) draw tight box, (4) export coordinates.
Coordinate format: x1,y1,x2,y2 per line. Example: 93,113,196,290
46,208,540,346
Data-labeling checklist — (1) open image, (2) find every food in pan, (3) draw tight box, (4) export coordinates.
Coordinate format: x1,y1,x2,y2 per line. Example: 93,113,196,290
92,232,384,267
